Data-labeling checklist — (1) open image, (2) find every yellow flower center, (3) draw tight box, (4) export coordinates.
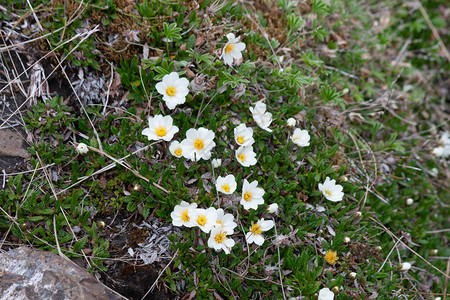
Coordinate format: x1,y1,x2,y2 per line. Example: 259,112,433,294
243,191,252,201
325,250,338,265
250,223,262,235
194,139,204,150
214,231,227,243
175,149,182,156
197,215,206,226
222,184,230,192
216,219,224,227
166,86,176,96
238,154,245,162
156,126,167,137
325,190,332,197
181,209,190,222
225,44,234,53
237,136,244,144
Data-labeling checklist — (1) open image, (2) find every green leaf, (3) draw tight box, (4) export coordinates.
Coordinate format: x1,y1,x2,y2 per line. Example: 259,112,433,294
74,236,88,252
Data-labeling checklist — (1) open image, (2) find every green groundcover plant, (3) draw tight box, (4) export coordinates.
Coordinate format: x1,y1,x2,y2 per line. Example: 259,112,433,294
0,0,448,299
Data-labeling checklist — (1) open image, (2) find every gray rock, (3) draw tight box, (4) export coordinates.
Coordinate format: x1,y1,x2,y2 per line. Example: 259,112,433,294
0,247,124,300
0,129,30,159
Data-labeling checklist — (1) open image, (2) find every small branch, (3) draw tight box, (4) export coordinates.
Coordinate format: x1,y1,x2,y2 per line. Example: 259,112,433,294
377,236,403,273
417,1,450,63
323,65,359,79
273,220,287,300
370,216,450,279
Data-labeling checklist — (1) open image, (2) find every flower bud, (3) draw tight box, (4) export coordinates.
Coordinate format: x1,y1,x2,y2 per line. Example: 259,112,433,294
375,246,382,251
406,198,414,206
429,249,438,256
353,211,362,218
331,286,339,294
399,262,411,271
76,142,89,154
266,203,279,214
430,168,438,177
286,117,296,127
349,272,357,279
212,158,222,168
343,236,351,243
98,221,106,229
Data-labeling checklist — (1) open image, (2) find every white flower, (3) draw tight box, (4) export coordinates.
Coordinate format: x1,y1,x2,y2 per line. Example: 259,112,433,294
208,226,235,254
241,179,265,210
142,114,179,142
169,141,183,157
249,101,273,132
318,177,344,202
170,201,198,227
266,203,279,214
76,143,88,154
343,236,351,243
291,128,310,147
220,33,246,67
349,272,357,279
406,198,414,206
432,147,446,157
399,262,412,271
155,72,189,110
318,287,334,300
180,127,216,161
432,132,450,158
191,207,218,233
234,124,254,147
235,146,257,167
245,218,274,245
215,208,237,234
212,158,222,168
286,117,296,127
216,174,237,195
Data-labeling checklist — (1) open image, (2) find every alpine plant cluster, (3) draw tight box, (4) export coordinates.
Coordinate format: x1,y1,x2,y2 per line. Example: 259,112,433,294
139,33,345,255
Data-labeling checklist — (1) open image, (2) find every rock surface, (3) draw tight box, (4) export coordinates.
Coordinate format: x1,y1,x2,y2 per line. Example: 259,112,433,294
0,129,30,159
0,247,124,300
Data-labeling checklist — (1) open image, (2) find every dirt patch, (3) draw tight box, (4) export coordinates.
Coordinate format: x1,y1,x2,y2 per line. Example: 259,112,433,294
103,263,171,300
94,212,175,300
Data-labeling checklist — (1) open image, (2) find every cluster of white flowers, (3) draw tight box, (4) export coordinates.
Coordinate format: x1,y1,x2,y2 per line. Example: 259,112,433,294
171,202,276,252
171,172,278,253
136,32,346,260
141,113,216,162
171,201,237,254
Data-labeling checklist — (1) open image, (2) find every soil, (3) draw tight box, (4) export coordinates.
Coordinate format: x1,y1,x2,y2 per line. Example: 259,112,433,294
103,262,171,300
96,211,173,300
